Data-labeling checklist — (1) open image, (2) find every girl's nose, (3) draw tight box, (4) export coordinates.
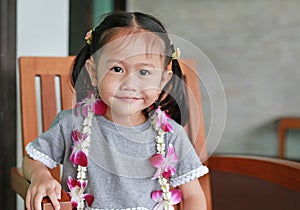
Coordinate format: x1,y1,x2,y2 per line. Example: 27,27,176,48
119,73,138,91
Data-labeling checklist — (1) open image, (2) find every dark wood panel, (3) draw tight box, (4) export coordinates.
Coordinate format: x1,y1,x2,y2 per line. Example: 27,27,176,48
114,0,126,11
0,0,16,209
211,171,300,210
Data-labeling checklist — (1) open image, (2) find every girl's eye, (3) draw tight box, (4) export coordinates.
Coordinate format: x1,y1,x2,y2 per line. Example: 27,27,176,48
111,67,124,73
139,69,150,76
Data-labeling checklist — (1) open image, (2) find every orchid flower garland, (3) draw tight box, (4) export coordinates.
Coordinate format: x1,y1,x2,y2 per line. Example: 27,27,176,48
150,108,182,210
68,92,182,209
68,91,106,209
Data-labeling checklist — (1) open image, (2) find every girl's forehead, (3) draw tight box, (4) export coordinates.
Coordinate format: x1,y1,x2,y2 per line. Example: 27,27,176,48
99,31,166,61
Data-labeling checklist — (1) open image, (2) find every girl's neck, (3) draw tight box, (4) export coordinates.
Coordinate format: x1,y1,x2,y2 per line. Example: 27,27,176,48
104,109,147,127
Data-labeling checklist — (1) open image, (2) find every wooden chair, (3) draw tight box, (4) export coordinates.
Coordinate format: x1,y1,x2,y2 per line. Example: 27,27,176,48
209,155,300,210
11,56,300,210
277,117,300,159
11,56,75,209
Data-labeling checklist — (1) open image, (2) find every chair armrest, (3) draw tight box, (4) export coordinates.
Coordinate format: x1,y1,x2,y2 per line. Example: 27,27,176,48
208,155,300,192
10,167,72,209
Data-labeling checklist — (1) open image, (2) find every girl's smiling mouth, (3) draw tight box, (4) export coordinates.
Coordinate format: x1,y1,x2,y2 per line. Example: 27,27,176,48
115,96,142,103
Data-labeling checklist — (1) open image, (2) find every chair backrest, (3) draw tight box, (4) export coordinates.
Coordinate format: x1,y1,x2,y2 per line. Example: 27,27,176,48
179,60,212,210
19,56,212,210
19,56,75,179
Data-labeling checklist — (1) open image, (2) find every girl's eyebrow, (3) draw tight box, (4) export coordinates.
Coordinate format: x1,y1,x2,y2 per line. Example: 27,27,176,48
106,58,156,68
136,63,156,68
106,58,122,64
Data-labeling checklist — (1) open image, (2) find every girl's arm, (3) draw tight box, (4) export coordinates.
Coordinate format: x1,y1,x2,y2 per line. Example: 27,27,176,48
178,179,207,210
22,155,61,210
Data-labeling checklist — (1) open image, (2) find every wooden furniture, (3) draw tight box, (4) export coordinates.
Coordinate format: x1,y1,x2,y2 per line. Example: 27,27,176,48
11,56,75,209
277,117,300,158
209,155,300,210
10,56,300,210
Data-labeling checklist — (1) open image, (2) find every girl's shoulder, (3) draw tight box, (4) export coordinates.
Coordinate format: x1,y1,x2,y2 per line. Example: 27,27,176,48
50,109,83,128
168,118,185,134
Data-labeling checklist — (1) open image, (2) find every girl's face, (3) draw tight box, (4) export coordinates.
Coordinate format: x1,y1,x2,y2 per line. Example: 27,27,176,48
86,32,172,126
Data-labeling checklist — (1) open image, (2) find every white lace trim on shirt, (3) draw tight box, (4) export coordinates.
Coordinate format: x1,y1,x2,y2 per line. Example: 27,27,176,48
25,142,57,169
86,207,149,210
170,165,209,187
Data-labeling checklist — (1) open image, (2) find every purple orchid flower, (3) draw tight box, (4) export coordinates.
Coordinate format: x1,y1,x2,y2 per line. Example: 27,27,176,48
154,108,173,133
67,176,94,208
70,129,88,167
151,189,182,210
75,91,107,117
149,144,178,179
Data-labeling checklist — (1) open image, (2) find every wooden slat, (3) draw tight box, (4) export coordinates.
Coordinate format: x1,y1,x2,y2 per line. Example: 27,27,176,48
19,58,39,154
40,75,57,131
60,75,74,110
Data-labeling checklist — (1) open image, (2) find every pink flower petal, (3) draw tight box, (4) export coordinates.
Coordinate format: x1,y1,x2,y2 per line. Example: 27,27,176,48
67,177,73,189
73,150,88,167
168,165,176,176
152,168,161,180
72,130,80,143
81,105,89,117
166,144,178,163
151,190,163,202
92,99,107,115
149,154,165,168
162,169,172,179
81,180,87,189
165,122,174,133
83,194,94,206
153,201,165,210
71,200,78,208
74,102,83,116
70,150,75,165
170,189,182,205
67,176,78,190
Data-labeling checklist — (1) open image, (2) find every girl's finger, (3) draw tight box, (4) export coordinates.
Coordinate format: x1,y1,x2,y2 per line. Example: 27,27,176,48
48,191,61,210
55,185,62,200
33,194,43,210
25,191,31,210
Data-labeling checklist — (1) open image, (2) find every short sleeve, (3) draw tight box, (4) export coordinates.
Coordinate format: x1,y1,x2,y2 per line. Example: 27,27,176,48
168,125,209,188
25,110,71,169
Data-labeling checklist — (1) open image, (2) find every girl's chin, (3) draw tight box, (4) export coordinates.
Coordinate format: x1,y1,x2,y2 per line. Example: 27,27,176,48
105,109,147,125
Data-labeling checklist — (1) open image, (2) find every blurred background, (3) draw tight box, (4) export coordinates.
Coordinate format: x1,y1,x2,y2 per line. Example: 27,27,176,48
1,0,299,209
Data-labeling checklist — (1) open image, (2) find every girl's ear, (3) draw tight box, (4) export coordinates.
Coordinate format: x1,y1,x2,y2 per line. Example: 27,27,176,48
85,57,97,86
160,70,173,89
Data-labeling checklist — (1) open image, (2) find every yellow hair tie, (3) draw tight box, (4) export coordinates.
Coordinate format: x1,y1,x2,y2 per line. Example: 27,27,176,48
172,48,181,60
84,29,93,45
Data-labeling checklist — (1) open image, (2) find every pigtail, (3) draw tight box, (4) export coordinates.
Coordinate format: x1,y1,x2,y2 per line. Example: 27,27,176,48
155,54,189,126
71,44,93,102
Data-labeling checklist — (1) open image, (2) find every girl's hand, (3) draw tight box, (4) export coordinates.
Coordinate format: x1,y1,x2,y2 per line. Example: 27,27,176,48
25,170,61,210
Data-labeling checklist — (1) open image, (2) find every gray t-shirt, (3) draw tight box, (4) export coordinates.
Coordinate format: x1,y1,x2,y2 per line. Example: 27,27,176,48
26,109,208,210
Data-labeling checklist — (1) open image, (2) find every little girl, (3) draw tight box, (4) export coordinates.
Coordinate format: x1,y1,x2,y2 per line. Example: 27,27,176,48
23,11,209,210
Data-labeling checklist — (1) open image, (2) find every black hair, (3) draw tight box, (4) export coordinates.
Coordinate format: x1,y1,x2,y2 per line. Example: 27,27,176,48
71,11,189,126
